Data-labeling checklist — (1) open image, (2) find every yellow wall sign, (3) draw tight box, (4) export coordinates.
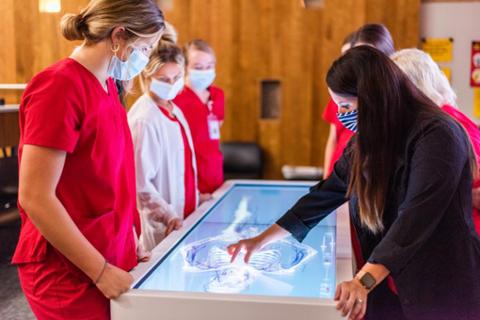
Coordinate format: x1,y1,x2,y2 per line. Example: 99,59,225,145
474,89,480,118
440,66,451,82
422,38,453,63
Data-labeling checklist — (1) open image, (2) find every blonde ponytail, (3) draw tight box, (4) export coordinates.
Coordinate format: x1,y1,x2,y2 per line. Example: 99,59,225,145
60,13,86,41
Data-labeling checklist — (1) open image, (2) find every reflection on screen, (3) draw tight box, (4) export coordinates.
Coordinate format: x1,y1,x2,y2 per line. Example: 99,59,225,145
135,184,336,299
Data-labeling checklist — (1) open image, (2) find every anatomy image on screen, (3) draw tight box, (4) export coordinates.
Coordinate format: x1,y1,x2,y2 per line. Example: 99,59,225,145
180,198,332,294
136,184,337,299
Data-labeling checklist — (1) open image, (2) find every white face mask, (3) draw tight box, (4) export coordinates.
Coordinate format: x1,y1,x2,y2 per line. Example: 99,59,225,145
150,77,184,101
108,48,149,81
188,69,216,91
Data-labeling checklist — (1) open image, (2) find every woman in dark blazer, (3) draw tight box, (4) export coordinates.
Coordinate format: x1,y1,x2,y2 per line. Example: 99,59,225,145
228,46,480,320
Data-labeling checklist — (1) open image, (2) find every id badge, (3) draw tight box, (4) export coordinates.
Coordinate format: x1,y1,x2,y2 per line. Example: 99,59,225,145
208,113,220,140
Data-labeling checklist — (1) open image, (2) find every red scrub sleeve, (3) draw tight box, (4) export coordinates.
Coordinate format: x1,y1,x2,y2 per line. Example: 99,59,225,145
22,74,82,152
322,99,339,125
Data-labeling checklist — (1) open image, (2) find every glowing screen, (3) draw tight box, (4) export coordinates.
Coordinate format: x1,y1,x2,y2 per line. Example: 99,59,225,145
135,184,336,299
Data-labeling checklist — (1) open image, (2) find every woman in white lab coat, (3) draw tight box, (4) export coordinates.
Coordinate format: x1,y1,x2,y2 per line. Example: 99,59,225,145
128,25,199,252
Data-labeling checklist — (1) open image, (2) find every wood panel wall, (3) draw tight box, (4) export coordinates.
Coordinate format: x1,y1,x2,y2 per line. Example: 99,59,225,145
0,0,420,177
165,0,420,177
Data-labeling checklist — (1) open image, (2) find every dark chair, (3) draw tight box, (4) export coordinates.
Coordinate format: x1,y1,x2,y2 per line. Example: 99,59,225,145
0,147,19,213
220,142,264,180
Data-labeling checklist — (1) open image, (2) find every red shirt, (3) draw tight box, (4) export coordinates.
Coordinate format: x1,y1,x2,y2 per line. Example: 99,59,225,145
322,99,355,177
442,105,480,235
174,86,224,194
158,107,197,218
13,58,139,274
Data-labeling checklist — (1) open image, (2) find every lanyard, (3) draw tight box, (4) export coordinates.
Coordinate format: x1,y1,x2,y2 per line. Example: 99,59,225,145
206,99,220,140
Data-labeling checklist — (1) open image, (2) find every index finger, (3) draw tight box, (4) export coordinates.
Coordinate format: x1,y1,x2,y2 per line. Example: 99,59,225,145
229,244,242,263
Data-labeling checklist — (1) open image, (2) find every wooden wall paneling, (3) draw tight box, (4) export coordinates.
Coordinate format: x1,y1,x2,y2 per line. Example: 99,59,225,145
365,0,387,26
59,0,89,59
258,120,281,179
0,0,422,175
306,7,325,166
160,0,240,142
188,0,214,39
395,0,421,49
1,0,23,148
13,0,37,84
304,6,328,167
216,0,238,142
14,0,88,84
275,0,296,170
321,0,367,104
232,0,262,143
163,0,192,42
421,0,480,3
38,12,62,73
315,0,366,167
365,0,420,50
261,0,281,77
0,113,20,148
255,0,283,178
132,0,420,179
279,0,315,169
0,0,18,105
3,0,90,148
202,0,238,142
300,4,324,168
314,0,421,169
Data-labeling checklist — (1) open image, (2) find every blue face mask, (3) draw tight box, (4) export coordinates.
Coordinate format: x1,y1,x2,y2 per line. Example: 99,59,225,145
336,110,358,133
108,48,149,81
188,69,216,91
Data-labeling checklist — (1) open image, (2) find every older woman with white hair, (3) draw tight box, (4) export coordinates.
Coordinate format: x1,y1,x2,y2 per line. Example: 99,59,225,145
392,48,480,235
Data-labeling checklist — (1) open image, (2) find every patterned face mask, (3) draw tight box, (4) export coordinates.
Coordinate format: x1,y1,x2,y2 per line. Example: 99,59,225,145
336,109,358,133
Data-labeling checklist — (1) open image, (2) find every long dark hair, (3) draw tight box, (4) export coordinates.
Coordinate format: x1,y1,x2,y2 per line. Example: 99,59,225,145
352,23,395,56
326,46,451,233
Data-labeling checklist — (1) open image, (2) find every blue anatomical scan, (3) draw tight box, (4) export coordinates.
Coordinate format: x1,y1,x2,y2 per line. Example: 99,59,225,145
135,184,337,299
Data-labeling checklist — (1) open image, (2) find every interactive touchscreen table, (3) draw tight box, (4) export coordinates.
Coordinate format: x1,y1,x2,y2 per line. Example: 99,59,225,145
111,181,352,320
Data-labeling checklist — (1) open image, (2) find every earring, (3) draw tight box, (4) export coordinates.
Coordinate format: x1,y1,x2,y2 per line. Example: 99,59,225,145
111,43,120,53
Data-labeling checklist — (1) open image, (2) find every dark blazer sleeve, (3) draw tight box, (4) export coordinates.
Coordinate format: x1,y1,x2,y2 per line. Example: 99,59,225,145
276,144,351,242
368,123,469,275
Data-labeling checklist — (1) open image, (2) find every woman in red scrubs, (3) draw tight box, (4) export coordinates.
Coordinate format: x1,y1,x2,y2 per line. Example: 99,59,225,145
323,32,356,178
323,24,395,178
12,1,164,319
174,39,225,198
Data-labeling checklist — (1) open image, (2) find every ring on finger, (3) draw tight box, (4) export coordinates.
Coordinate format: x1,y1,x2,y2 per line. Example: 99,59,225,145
355,298,363,304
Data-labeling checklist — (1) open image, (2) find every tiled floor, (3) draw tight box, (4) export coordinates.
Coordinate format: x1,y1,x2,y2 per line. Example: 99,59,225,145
0,217,35,320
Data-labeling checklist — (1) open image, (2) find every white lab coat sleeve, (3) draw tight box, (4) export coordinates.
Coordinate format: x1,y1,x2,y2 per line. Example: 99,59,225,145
130,120,177,226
